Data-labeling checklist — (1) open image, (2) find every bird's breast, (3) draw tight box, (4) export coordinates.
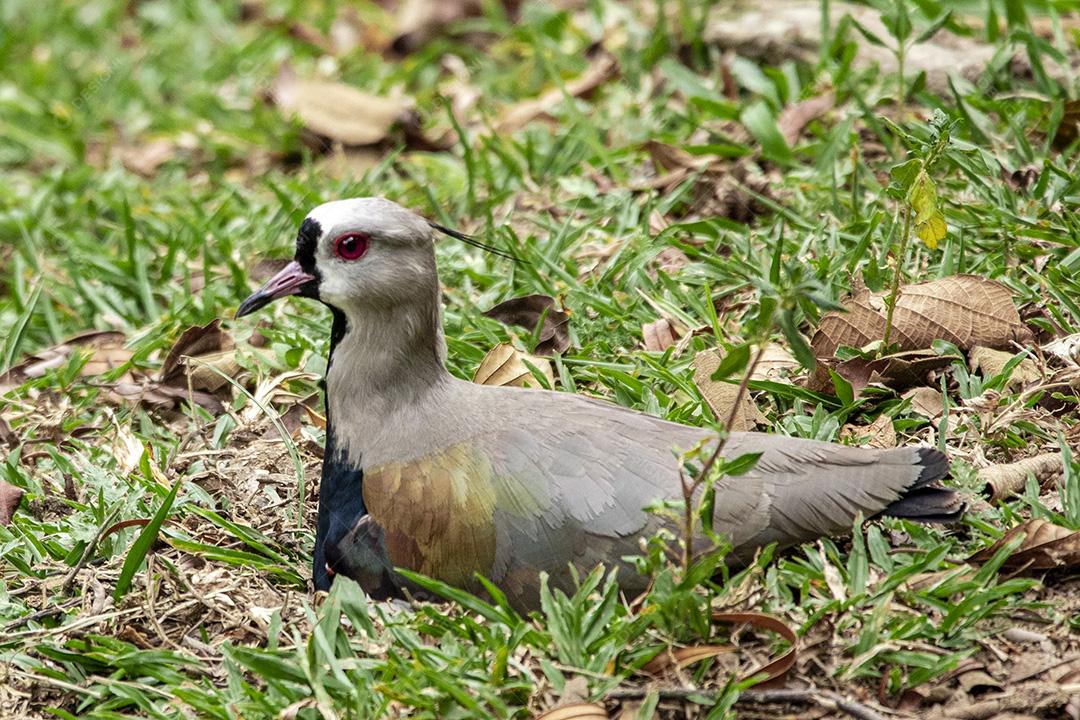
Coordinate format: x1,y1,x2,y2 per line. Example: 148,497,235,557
363,442,499,588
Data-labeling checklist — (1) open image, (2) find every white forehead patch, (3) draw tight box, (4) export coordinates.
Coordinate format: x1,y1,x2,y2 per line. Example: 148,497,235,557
305,197,429,245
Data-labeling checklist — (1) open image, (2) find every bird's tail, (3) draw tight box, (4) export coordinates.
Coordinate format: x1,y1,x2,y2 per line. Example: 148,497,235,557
879,447,965,522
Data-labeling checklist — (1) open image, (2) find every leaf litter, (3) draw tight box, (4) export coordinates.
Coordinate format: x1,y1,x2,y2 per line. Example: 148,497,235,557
692,349,766,431
483,294,571,356
970,518,1080,573
809,275,1032,393
472,343,554,388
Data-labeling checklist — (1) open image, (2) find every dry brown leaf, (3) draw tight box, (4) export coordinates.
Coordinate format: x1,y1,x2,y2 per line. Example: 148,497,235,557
969,346,1041,390
839,413,896,449
533,703,607,720
642,318,681,352
483,294,570,356
652,246,690,276
109,380,226,415
980,453,1064,501
639,611,798,688
777,91,835,146
813,275,1031,361
814,349,957,395
1000,163,1040,193
316,145,384,180
473,343,553,388
160,320,240,394
903,385,946,420
0,480,23,525
970,518,1080,571
160,321,232,378
644,140,709,174
0,330,132,392
495,52,618,134
272,64,413,146
116,138,176,177
749,343,800,382
954,663,1003,695
91,320,244,414
390,0,484,55
810,275,1030,393
692,350,766,431
534,676,604,720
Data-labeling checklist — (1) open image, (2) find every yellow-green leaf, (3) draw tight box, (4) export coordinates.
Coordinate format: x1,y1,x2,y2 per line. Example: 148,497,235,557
908,170,936,215
916,211,947,249
908,169,946,249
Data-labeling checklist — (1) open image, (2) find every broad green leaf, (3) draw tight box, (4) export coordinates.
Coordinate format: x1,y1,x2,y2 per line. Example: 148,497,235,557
710,344,751,381
916,11,953,43
849,17,888,47
889,158,922,194
719,451,763,477
740,100,792,165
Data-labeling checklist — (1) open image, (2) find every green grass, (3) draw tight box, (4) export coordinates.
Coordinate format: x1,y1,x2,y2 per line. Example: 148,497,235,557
2,0,1080,717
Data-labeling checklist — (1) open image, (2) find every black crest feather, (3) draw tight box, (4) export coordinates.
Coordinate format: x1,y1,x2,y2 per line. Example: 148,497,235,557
429,222,518,261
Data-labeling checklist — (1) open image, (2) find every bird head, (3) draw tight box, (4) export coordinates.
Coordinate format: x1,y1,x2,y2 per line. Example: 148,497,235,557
235,197,438,319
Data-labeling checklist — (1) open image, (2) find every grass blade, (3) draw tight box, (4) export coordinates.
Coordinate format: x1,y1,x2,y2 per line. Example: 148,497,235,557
113,478,181,602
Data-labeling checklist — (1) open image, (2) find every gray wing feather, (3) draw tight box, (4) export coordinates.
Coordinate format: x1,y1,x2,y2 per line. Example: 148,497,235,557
472,388,947,600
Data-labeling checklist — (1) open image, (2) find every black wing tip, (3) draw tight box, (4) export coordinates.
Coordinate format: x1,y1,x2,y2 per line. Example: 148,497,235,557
884,487,967,522
429,222,519,261
915,447,950,487
883,448,965,523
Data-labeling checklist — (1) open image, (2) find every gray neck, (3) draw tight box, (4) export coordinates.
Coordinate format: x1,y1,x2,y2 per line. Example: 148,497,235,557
324,293,451,464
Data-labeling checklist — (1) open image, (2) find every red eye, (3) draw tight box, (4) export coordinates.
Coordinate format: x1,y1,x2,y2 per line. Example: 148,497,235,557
333,233,369,261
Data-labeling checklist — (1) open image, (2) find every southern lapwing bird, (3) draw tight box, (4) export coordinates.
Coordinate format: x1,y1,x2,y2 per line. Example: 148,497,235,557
236,197,963,611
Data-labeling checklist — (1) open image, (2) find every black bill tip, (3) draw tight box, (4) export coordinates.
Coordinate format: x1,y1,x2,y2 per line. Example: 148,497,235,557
235,291,273,319
234,260,317,319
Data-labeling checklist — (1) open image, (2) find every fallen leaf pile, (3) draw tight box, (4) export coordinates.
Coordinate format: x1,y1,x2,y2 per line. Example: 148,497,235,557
809,275,1034,393
110,320,241,414
970,518,1080,572
0,321,277,418
0,330,132,393
483,294,571,356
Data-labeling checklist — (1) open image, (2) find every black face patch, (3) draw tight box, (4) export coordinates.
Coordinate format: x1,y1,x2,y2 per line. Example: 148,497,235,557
293,217,324,299
295,217,323,275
